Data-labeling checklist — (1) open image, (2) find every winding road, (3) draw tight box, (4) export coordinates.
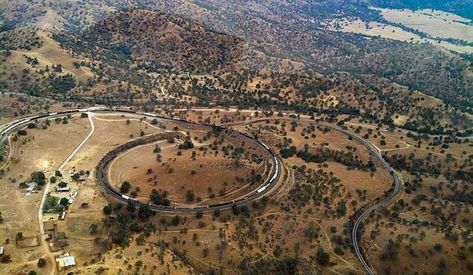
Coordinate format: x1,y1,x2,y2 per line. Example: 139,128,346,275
0,108,404,274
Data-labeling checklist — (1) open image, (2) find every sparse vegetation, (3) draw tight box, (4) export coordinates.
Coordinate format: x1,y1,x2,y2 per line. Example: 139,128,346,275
0,1,471,274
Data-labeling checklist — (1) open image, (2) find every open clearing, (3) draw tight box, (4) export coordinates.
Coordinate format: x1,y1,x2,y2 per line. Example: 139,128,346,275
375,8,473,42
109,140,263,205
325,17,473,53
324,7,473,53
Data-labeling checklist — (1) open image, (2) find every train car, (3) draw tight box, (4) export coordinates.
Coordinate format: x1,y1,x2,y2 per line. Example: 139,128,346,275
209,201,230,208
1,118,29,137
152,204,164,209
34,114,50,119
238,132,253,140
143,112,157,117
260,142,270,151
121,194,130,200
271,159,279,179
57,110,76,115
120,110,136,114
234,198,244,204
257,185,267,193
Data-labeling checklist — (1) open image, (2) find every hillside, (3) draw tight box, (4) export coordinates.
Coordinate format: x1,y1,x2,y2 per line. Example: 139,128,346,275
64,9,245,72
1,30,471,133
1,1,473,275
1,0,472,111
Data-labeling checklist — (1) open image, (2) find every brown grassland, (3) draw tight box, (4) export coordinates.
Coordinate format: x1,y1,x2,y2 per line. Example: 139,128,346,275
0,109,471,274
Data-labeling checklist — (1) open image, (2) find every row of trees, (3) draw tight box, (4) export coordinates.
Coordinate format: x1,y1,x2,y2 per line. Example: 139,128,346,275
280,145,375,171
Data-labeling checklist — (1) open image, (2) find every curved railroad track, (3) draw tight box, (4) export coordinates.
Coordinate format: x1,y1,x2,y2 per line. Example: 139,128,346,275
331,124,403,275
224,117,403,274
0,108,281,213
0,108,403,274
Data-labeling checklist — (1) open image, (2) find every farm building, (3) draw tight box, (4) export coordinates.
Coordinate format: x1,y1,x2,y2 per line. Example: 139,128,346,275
56,254,76,270
56,186,70,192
44,221,58,239
25,182,37,192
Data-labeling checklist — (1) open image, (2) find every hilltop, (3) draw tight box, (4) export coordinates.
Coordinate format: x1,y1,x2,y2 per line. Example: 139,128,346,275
64,9,245,72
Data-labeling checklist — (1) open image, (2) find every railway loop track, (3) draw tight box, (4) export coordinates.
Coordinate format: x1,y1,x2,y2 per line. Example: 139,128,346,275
0,108,404,274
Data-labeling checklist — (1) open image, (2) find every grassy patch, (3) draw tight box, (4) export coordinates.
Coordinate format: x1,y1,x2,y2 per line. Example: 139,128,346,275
0,142,6,165
43,194,65,213
190,70,207,76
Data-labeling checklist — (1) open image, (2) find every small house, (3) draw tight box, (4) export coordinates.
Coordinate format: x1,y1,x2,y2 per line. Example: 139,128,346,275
59,211,66,220
56,254,75,270
56,186,70,192
43,221,58,239
25,182,37,192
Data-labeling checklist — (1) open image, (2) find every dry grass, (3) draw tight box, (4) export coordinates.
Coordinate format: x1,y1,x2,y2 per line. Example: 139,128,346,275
0,116,89,274
376,8,473,42
326,16,473,53
19,31,94,83
110,141,261,205
1,110,469,274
